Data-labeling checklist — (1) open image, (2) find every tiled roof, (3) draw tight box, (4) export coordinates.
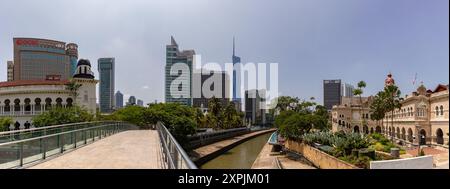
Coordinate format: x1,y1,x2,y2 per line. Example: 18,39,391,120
0,80,70,88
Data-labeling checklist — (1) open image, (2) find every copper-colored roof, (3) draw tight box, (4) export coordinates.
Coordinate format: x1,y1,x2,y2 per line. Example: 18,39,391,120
0,80,70,88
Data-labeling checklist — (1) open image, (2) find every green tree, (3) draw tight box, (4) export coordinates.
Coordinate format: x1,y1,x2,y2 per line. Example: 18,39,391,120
353,81,367,132
0,117,13,131
383,85,402,140
32,106,94,127
207,97,222,129
370,91,388,131
278,113,313,139
275,96,299,112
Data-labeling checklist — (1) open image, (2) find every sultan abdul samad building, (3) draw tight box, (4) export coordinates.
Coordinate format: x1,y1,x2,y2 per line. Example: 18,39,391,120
331,73,449,148
0,38,98,130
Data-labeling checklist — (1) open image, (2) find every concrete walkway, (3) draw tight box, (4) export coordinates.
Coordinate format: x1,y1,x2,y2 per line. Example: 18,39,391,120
28,130,161,169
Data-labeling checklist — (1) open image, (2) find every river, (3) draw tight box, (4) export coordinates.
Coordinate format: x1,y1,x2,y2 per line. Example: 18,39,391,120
200,132,272,169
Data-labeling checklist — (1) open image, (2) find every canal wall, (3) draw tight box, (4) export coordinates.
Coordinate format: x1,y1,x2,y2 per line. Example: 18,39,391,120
285,140,359,169
190,128,277,166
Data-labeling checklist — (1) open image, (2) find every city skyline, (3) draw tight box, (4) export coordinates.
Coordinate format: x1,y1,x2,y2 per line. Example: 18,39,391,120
0,0,448,104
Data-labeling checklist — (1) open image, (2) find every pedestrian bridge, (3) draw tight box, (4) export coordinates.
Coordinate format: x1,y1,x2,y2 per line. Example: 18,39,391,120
0,121,196,169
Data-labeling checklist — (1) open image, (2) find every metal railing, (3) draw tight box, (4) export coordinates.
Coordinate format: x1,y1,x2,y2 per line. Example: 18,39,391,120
156,122,197,169
0,121,135,169
0,121,120,143
187,127,250,149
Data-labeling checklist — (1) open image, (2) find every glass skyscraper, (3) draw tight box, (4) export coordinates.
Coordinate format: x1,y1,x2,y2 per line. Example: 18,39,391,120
165,36,195,106
115,90,124,109
98,58,115,113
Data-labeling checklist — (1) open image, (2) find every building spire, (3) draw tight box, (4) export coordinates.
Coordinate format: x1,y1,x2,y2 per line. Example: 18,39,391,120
233,36,235,56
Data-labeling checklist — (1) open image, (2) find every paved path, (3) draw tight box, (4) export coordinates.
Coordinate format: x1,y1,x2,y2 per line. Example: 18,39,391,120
29,130,161,169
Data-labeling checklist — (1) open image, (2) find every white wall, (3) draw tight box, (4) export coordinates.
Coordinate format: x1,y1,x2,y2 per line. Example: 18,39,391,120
370,155,433,169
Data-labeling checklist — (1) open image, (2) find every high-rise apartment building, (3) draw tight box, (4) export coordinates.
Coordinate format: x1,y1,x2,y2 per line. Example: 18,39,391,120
13,38,76,80
165,36,195,106
323,79,342,110
115,91,124,109
98,58,115,113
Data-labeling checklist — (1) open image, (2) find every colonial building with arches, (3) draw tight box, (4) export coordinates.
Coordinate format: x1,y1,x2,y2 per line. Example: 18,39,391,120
0,59,98,130
332,83,448,148
382,84,448,147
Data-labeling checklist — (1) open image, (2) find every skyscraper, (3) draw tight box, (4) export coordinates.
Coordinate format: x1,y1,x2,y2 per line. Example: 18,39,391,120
165,36,195,106
98,58,115,113
232,37,241,102
13,38,75,80
137,99,144,106
193,70,230,112
341,83,354,98
128,96,136,106
7,61,14,81
323,79,342,110
115,90,124,109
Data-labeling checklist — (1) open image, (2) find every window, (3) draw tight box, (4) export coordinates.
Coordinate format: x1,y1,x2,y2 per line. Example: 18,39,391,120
440,105,444,116
436,106,439,116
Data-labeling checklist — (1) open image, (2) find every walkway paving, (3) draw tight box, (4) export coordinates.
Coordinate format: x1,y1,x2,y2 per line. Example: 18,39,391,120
28,130,161,169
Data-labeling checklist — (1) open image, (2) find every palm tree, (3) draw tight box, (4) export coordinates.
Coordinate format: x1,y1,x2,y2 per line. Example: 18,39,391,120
207,96,222,129
353,81,366,133
369,91,387,133
383,85,402,140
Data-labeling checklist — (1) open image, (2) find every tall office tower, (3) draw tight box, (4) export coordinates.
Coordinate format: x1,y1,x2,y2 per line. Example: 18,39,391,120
165,36,195,106
193,70,230,112
66,43,78,76
323,79,342,110
7,61,14,81
341,83,355,97
137,99,144,106
98,58,115,113
245,89,266,125
115,90,124,109
128,96,136,105
232,37,241,102
13,38,76,80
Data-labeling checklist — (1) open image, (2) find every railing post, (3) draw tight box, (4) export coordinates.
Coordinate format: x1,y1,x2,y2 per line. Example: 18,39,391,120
60,134,64,153
43,137,47,159
84,129,87,144
74,131,77,148
19,142,24,167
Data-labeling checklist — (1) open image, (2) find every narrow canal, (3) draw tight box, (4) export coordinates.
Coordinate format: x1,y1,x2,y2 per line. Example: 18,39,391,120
200,132,272,169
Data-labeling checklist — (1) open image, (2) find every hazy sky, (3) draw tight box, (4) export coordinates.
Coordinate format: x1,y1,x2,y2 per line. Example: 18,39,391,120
1,0,448,104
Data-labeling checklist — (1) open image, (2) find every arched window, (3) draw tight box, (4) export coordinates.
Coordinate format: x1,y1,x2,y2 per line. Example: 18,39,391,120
45,98,52,110
14,99,20,112
56,98,63,108
24,98,31,112
436,106,439,116
66,98,73,107
440,105,444,116
34,98,41,111
4,99,10,112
